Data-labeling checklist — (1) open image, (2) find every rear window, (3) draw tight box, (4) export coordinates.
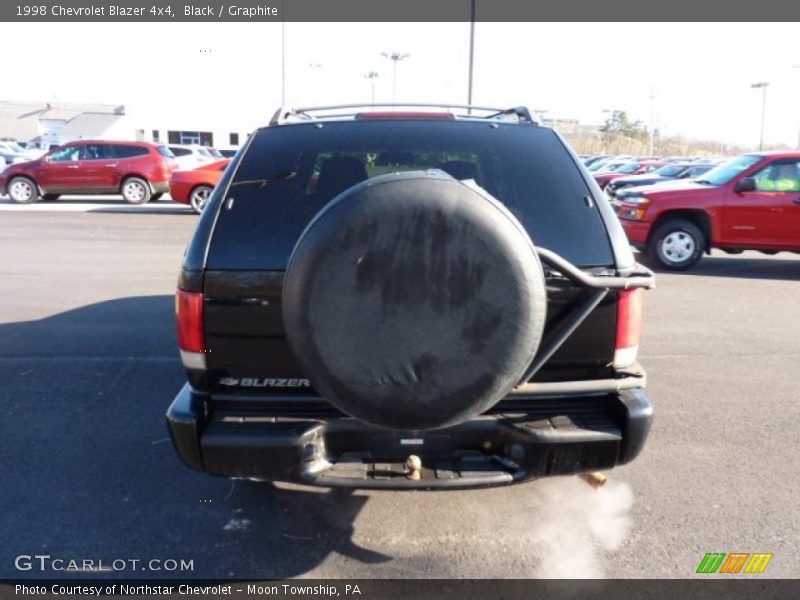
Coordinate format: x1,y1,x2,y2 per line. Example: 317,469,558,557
156,145,174,158
170,147,191,157
113,145,149,158
208,120,614,269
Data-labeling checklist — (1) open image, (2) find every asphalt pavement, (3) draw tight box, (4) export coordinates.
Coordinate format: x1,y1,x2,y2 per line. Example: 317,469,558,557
0,197,798,579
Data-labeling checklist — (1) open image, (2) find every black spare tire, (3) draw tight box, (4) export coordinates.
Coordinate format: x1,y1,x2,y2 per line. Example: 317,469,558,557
282,170,547,430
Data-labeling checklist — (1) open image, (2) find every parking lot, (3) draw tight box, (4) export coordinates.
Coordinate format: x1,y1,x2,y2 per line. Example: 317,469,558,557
1,197,798,579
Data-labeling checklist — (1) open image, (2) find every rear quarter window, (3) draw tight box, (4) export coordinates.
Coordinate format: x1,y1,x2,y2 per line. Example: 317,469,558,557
207,120,614,269
113,145,149,158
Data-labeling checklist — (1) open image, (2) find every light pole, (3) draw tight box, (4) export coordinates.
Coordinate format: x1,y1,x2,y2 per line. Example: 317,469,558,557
381,51,409,103
648,92,656,156
794,66,800,149
751,82,769,151
280,1,286,106
467,0,475,112
364,71,379,105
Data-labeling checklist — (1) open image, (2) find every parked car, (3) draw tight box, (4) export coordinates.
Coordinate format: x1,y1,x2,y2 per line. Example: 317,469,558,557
169,159,230,214
166,103,655,489
593,160,666,190
587,158,628,173
583,155,610,167
0,140,177,204
605,163,715,200
0,140,44,163
616,152,800,269
167,145,216,170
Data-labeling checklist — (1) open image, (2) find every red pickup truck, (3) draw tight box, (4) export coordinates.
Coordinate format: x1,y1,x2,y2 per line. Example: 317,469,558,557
616,152,800,269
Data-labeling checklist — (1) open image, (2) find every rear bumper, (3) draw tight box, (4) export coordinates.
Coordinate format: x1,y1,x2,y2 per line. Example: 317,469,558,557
152,180,170,194
166,383,653,490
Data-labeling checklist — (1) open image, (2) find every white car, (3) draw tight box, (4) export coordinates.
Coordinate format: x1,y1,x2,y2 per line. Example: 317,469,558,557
166,145,216,170
0,141,44,163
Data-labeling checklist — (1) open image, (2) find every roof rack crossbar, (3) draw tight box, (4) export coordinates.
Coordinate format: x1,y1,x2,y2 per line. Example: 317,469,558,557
270,103,539,125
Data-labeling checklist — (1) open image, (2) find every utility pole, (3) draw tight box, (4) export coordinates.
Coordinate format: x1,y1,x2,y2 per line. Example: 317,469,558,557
751,82,769,151
467,0,476,113
794,66,800,149
281,12,286,106
648,92,656,156
381,51,410,103
364,71,379,106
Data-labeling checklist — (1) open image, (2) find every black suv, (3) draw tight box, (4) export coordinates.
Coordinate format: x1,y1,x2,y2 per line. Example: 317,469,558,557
167,104,655,490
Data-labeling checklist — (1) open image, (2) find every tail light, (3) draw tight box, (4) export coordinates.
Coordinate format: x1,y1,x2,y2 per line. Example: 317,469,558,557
176,289,205,369
614,288,642,368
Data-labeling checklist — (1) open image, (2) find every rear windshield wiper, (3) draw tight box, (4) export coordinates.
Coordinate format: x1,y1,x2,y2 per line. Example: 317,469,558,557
694,179,714,185
230,171,297,187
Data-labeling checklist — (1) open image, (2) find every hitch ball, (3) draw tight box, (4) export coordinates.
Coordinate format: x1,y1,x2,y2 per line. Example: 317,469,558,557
404,455,422,480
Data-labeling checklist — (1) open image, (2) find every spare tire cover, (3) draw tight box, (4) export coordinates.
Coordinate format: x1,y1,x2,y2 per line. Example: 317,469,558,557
282,170,547,430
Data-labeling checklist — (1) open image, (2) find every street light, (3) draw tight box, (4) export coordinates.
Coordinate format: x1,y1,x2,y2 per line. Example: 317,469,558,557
380,51,410,103
648,92,656,156
364,71,379,106
751,81,769,151
793,66,800,149
467,0,476,111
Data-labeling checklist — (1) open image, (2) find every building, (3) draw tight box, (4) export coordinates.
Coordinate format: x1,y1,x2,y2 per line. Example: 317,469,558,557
145,126,246,150
0,101,128,149
1,99,255,151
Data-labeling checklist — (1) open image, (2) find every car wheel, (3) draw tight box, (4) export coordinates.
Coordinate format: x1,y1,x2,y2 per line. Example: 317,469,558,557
42,194,60,201
149,192,164,203
189,185,213,214
648,219,705,270
121,177,152,204
7,176,39,204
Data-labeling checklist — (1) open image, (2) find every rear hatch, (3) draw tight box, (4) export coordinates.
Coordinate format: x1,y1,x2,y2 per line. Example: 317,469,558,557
190,119,621,397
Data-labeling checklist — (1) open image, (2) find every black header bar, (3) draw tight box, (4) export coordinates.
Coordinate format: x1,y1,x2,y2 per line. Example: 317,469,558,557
1,0,800,22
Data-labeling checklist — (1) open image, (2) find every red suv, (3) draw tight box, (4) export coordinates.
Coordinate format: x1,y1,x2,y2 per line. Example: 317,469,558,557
616,152,800,269
0,140,177,204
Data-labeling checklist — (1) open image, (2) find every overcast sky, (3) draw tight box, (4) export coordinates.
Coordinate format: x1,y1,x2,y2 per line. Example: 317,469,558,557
3,22,800,148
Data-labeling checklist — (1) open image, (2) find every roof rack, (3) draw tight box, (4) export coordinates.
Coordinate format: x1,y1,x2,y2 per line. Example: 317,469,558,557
269,103,538,126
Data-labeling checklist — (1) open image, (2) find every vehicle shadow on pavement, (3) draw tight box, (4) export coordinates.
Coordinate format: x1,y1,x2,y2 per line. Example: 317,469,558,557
639,254,800,281
230,482,394,571
0,295,391,579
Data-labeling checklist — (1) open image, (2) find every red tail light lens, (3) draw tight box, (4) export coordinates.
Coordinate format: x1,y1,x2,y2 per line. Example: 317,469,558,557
614,288,642,368
176,290,204,353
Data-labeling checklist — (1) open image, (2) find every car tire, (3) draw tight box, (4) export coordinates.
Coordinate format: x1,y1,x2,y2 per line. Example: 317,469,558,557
648,219,705,270
120,177,152,204
42,194,60,201
282,171,548,430
7,176,40,204
189,185,213,214
149,193,164,203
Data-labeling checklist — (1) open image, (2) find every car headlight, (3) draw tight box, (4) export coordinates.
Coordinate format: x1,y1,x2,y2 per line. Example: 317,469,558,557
620,195,650,205
619,196,651,220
